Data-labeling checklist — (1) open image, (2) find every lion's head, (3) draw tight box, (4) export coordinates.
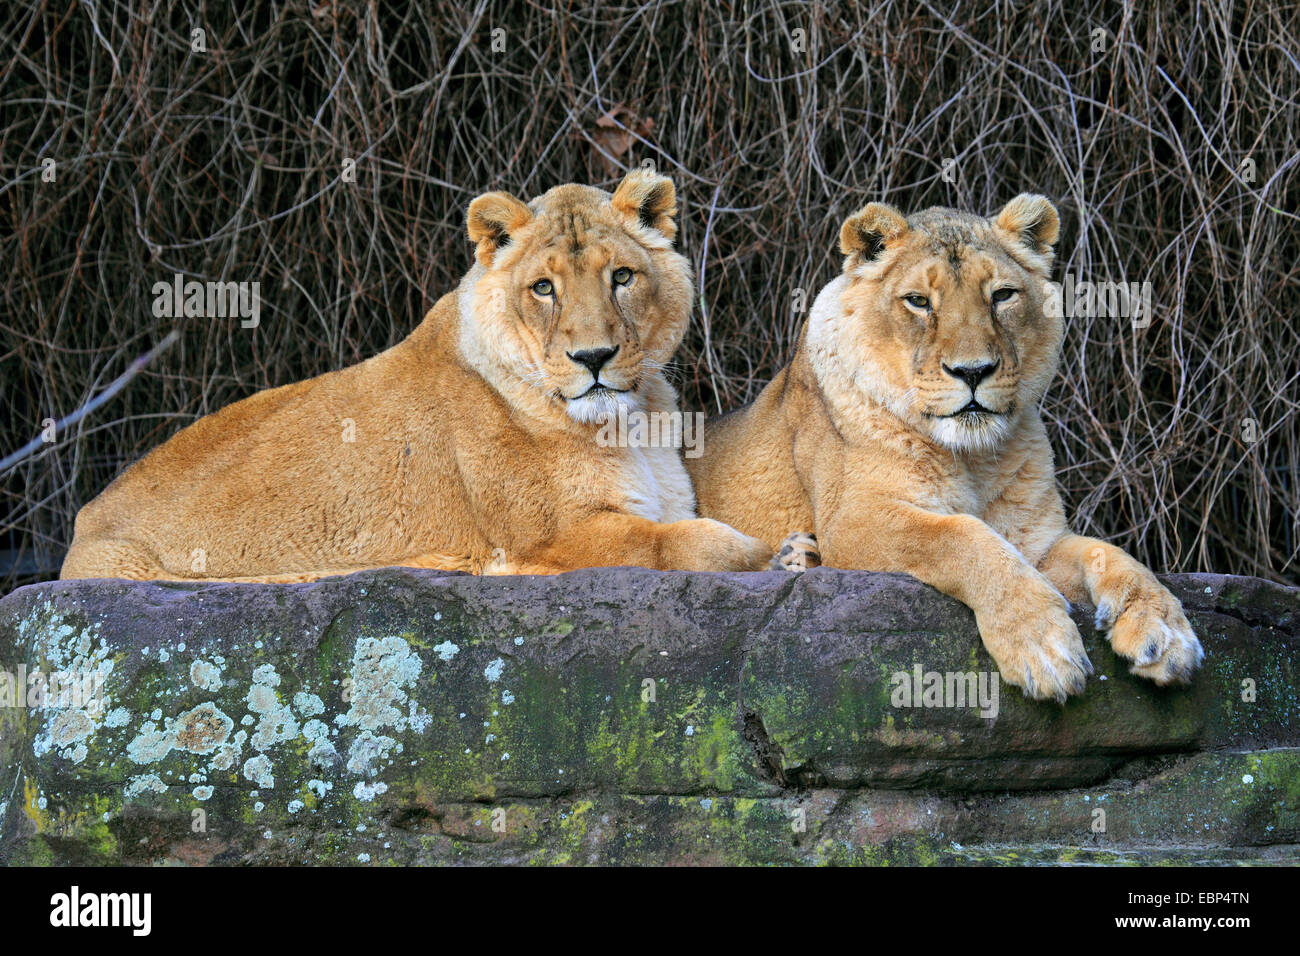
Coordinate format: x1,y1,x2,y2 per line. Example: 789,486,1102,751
458,169,693,425
808,194,1062,452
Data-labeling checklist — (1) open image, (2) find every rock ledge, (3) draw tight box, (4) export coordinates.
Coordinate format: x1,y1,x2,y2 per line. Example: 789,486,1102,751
1,568,1296,865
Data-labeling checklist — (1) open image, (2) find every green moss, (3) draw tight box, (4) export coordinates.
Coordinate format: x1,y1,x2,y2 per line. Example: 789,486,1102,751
316,607,357,681
1245,750,1300,806
22,776,49,831
9,834,55,865
128,661,170,717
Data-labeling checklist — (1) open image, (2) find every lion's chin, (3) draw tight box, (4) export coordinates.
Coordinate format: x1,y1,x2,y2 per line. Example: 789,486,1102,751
563,386,640,426
928,411,1013,453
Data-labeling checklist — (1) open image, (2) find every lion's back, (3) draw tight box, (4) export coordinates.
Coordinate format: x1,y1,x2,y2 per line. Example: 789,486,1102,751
63,301,474,578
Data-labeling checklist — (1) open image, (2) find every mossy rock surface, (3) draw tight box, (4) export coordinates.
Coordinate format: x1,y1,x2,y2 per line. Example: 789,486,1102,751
0,568,1296,865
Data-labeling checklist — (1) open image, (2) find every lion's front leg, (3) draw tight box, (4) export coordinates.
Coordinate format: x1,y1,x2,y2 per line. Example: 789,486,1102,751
506,512,774,574
1037,534,1203,685
820,505,1092,702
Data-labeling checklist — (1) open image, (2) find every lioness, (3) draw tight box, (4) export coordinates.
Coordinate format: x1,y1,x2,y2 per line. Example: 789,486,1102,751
62,171,774,582
688,195,1204,701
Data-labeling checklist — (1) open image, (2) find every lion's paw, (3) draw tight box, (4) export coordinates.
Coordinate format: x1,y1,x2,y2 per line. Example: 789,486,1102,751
771,532,820,572
979,585,1092,703
696,519,775,572
1095,577,1203,685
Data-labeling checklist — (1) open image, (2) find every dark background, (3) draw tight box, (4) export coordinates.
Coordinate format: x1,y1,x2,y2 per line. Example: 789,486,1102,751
1,0,1296,591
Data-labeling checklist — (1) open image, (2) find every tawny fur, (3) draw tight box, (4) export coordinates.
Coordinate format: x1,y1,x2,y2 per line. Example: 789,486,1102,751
688,195,1204,701
62,171,773,583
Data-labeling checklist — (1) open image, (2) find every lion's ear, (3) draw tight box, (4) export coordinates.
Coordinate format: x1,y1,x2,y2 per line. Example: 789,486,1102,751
466,191,534,266
992,194,1060,256
839,203,908,263
610,169,678,241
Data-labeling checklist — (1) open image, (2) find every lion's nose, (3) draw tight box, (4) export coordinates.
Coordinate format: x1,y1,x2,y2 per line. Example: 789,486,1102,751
567,346,619,378
942,360,999,392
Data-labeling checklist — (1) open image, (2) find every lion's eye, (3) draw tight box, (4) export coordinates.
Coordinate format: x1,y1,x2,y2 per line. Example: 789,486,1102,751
612,267,633,286
903,294,929,310
991,287,1018,304
531,279,554,296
